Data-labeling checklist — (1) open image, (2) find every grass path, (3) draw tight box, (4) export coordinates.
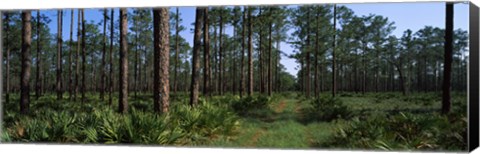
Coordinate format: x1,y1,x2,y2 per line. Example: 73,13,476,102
238,98,310,148
209,97,339,149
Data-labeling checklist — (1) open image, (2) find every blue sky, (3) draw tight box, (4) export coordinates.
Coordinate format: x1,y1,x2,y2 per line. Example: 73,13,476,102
41,2,469,78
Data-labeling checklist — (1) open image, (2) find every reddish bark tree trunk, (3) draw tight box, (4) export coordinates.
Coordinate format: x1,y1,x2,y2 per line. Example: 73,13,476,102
190,8,204,106
153,8,170,113
203,8,211,97
20,11,32,114
118,8,129,113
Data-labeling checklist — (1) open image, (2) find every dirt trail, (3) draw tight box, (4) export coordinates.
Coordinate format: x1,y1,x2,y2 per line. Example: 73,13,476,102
274,101,287,113
245,129,266,147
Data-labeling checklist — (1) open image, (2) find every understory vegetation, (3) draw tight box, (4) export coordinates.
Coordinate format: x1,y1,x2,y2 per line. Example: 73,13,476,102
2,92,467,151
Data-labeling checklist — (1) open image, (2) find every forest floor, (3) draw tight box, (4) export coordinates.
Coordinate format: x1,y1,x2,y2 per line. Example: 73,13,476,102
1,92,468,151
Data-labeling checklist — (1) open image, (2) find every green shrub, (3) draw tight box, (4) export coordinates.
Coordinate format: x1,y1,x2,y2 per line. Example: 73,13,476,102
321,112,467,151
5,101,239,145
230,95,272,115
171,102,240,144
401,93,439,106
302,96,353,122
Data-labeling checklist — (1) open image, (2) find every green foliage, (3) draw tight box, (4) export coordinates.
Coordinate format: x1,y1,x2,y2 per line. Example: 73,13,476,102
171,102,240,144
231,95,273,116
321,112,467,151
401,93,439,106
4,94,240,145
302,96,353,122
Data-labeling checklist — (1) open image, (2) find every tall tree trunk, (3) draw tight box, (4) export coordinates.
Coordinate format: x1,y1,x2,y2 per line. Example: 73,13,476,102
213,21,218,94
153,8,170,113
267,8,273,96
75,9,81,101
69,10,74,100
240,8,246,97
362,43,367,95
258,9,265,94
100,9,107,100
392,62,406,96
118,8,128,113
442,3,453,114
35,11,42,99
143,46,147,92
109,9,114,105
5,13,10,103
305,8,311,98
91,47,96,92
133,13,139,98
20,11,32,114
219,10,224,95
190,8,203,106
300,60,304,93
314,9,320,98
232,26,237,94
57,10,63,100
174,7,179,95
247,7,254,96
423,52,428,92
354,49,358,93
332,5,337,97
375,53,378,93
81,9,86,103
203,8,211,97
434,61,438,92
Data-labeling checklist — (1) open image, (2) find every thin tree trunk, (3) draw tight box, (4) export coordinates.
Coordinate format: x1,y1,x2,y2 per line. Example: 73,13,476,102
174,7,179,95
57,10,63,100
133,13,139,98
314,8,320,98
362,43,367,95
305,8,311,98
232,26,237,94
219,10,224,95
91,47,96,92
300,60,304,93
240,8,246,97
143,39,148,92
20,11,32,114
109,9,114,105
153,8,170,113
392,62,406,96
203,8,211,97
213,21,218,94
81,9,86,103
190,8,203,106
100,9,107,100
259,8,264,94
118,8,128,113
442,3,453,114
247,7,254,96
332,5,337,97
424,54,428,92
267,8,273,96
75,9,81,101
5,13,10,103
35,11,42,99
69,10,74,100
